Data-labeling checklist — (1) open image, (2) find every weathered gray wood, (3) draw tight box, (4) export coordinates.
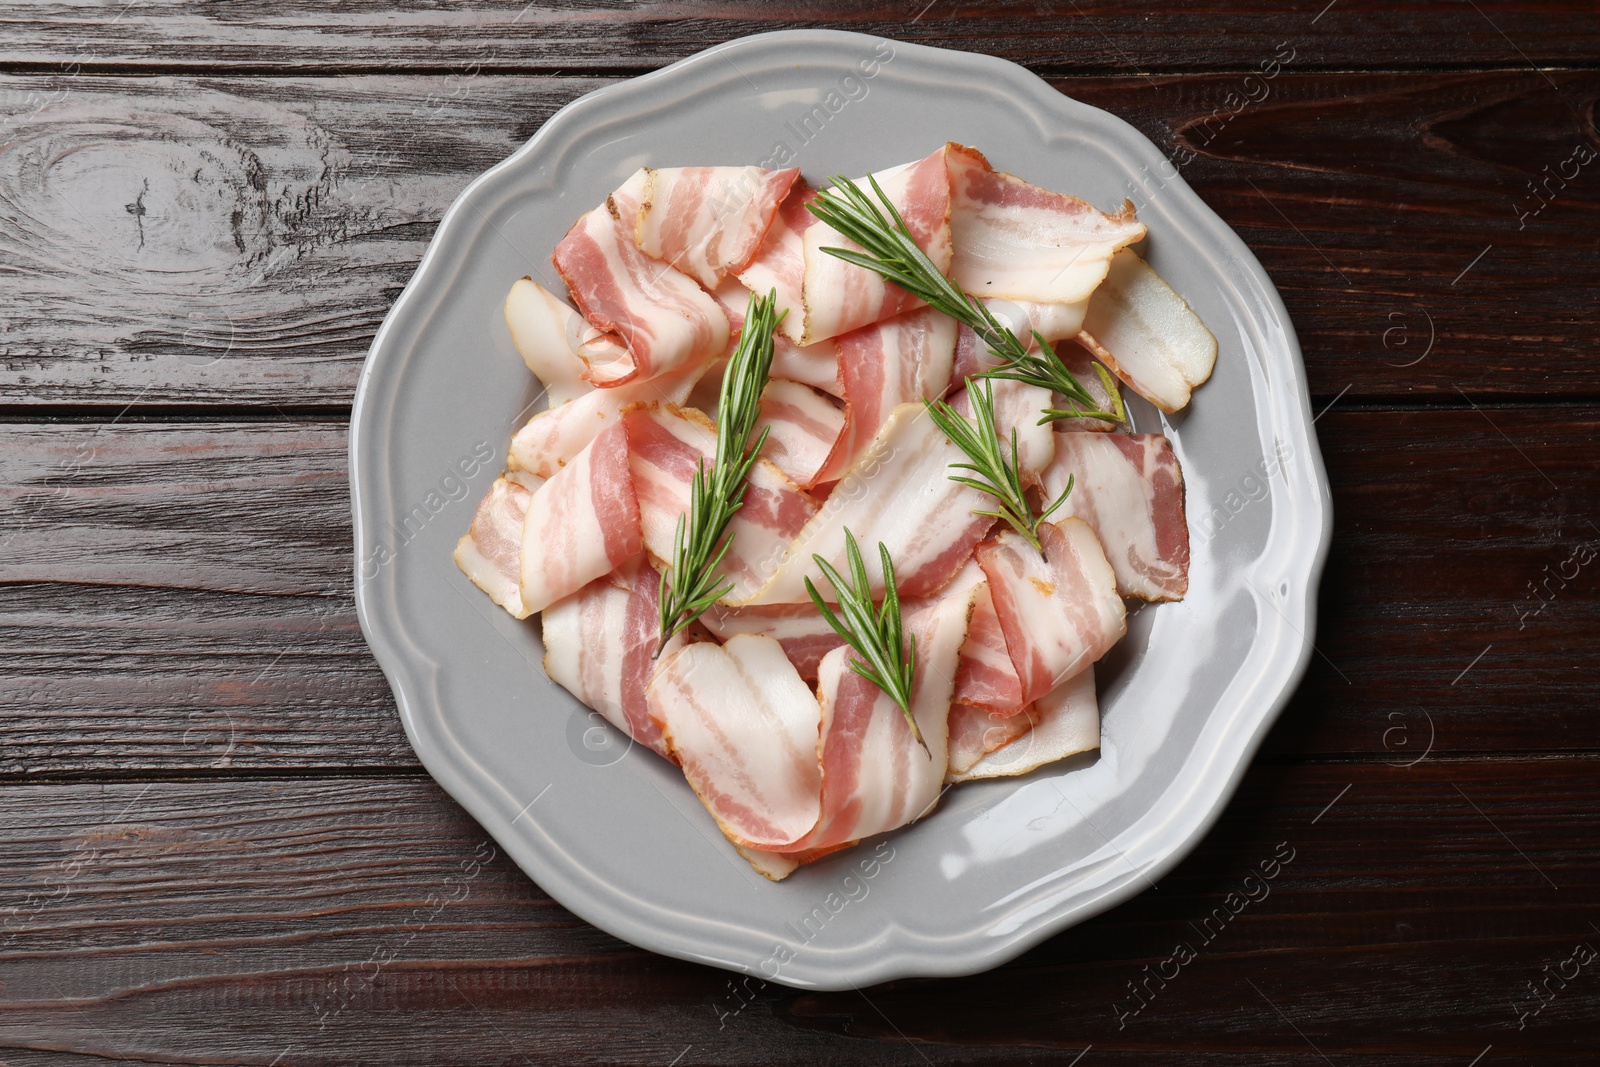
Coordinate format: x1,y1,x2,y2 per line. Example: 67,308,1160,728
2,71,1598,407
1,409,1597,775
0,763,1593,1064
3,1,1597,74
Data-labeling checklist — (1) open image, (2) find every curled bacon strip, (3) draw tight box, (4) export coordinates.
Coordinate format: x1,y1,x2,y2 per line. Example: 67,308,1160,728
946,143,1145,305
518,420,644,616
648,634,824,848
635,166,801,289
552,185,730,387
543,558,683,760
454,472,544,619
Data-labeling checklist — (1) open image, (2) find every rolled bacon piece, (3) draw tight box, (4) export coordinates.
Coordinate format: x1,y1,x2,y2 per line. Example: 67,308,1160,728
948,668,1100,783
542,557,683,760
503,277,627,406
453,471,545,619
753,379,846,489
1079,248,1217,413
976,518,1126,705
552,191,730,388
634,166,801,289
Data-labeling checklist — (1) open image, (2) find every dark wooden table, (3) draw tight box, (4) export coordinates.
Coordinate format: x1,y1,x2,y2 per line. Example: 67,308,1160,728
3,3,1597,1063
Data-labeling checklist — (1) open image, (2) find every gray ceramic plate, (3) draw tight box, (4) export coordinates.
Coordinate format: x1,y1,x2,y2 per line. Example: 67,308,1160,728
350,29,1332,990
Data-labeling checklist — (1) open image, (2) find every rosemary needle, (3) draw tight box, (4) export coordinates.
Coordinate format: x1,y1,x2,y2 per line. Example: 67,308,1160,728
805,529,924,754
807,172,1125,426
655,289,782,655
924,377,1074,555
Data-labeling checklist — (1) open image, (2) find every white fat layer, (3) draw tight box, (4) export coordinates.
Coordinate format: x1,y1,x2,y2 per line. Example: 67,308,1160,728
1080,249,1217,413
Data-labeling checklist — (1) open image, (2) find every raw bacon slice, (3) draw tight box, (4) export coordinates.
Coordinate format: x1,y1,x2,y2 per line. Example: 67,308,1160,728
710,276,843,398
950,298,1089,383
552,196,730,387
947,377,1055,487
773,578,978,852
815,306,958,484
796,146,956,345
542,558,683,760
506,364,701,479
951,578,1026,712
753,379,846,488
734,402,994,606
635,166,801,289
948,668,1099,783
503,277,627,405
1048,339,1120,433
700,601,844,680
648,634,824,848
518,420,643,615
736,179,817,342
772,336,843,397
453,471,544,619
946,702,1035,776
623,405,817,602
976,518,1126,704
1041,431,1190,601
1079,249,1217,413
946,142,1145,305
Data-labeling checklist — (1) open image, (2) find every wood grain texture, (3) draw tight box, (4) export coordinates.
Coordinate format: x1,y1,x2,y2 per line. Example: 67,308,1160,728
0,763,1593,1065
3,1,1599,75
2,71,1598,408
2,409,1596,775
0,418,407,774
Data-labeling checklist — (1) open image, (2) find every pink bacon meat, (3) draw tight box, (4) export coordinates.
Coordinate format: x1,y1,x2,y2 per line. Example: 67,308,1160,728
635,166,801,289
517,420,644,616
734,402,995,606
946,142,1145,305
814,305,958,484
771,578,978,853
793,145,956,346
647,633,825,848
552,191,729,388
976,518,1126,705
542,558,684,760
1041,431,1190,601
623,405,817,603
454,472,544,619
752,379,846,489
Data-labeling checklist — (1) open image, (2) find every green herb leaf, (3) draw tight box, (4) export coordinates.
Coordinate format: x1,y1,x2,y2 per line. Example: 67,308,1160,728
806,173,1124,425
804,529,924,754
656,289,782,654
923,377,1072,555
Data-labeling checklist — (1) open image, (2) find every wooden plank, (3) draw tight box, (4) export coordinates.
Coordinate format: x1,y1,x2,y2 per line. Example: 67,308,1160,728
2,408,1597,775
3,1,1598,74
1,71,1598,408
0,418,410,773
0,762,1593,1064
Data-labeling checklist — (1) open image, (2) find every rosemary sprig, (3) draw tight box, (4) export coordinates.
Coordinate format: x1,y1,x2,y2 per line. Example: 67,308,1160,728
807,173,1124,425
656,290,782,655
805,529,924,753
923,377,1074,554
